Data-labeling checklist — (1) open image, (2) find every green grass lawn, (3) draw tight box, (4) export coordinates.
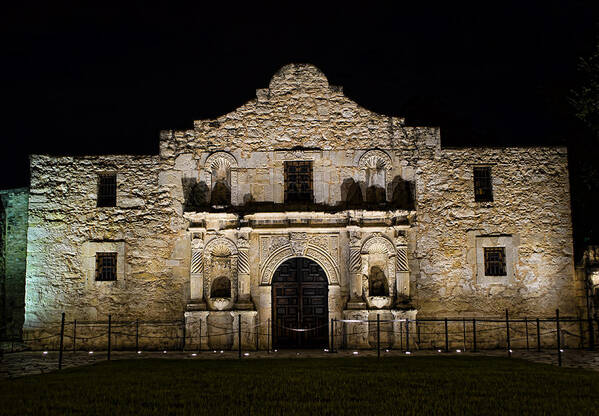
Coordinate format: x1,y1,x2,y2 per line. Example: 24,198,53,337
1,356,598,415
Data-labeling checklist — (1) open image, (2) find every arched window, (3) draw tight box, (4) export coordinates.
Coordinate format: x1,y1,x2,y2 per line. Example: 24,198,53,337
211,276,231,298
369,266,388,296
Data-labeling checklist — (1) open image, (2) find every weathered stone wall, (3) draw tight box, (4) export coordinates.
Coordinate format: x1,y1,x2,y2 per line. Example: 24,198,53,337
0,188,29,340
25,156,189,329
413,146,580,317
21,64,581,349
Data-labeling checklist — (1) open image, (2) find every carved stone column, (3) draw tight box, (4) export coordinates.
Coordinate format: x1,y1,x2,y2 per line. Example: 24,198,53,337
188,235,206,310
235,235,253,310
347,230,366,309
395,233,410,301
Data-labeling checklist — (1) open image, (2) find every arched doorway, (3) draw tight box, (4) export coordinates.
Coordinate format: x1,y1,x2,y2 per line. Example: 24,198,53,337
272,258,328,348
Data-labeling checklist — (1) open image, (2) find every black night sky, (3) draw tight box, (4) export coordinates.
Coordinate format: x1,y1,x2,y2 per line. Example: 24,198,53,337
2,2,598,256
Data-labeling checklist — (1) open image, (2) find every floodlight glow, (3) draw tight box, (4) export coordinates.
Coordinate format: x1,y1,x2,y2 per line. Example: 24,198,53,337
191,353,197,357
42,351,48,355
509,349,513,353
352,351,358,355
163,350,167,354
137,351,142,354
385,349,389,352
456,349,462,353
220,350,223,353
560,349,564,352
88,351,93,354
437,349,442,352
405,351,411,355
244,353,249,356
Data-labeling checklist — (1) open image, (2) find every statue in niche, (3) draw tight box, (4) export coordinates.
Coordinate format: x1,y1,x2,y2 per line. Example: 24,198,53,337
182,178,209,211
369,266,388,296
390,176,415,210
211,276,231,298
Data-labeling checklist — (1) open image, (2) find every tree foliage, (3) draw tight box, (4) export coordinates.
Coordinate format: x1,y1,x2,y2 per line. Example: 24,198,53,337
570,41,599,139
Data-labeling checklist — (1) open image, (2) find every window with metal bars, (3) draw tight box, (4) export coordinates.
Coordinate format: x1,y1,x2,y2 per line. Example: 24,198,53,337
484,247,506,276
284,161,313,203
473,166,493,202
95,252,117,281
97,173,117,207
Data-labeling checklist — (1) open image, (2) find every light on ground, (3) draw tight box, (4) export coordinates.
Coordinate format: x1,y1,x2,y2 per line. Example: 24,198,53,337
352,351,359,355
88,351,93,355
42,351,48,355
405,351,411,355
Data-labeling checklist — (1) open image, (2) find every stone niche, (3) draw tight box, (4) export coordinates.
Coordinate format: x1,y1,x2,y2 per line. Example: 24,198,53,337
204,236,239,311
361,234,397,309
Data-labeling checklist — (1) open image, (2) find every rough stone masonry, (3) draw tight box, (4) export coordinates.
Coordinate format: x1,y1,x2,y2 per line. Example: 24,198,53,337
1,63,586,350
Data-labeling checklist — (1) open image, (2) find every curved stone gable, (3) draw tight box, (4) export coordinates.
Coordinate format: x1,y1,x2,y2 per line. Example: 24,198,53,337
161,63,431,153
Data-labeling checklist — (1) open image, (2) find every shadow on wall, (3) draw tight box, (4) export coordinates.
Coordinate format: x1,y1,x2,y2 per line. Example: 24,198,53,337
340,176,415,210
182,176,415,212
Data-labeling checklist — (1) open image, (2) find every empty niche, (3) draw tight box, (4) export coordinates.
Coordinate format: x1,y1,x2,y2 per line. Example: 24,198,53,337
359,150,392,204
369,266,388,296
211,276,231,298
204,152,238,206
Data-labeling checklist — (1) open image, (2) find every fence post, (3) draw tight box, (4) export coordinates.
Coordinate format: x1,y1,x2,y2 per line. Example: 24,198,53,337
536,317,541,352
506,309,511,358
588,315,595,350
135,319,139,352
416,319,421,347
399,319,403,351
255,321,259,351
462,318,466,351
58,312,65,370
377,314,380,359
107,314,111,361
182,319,186,351
556,309,562,367
267,318,270,353
72,319,77,353
238,314,242,359
525,317,529,351
330,318,334,352
198,319,202,353
406,319,410,352
578,316,584,349
472,318,477,352
444,318,448,352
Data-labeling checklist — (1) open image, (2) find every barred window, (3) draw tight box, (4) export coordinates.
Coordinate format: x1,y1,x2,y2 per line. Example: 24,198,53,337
484,247,506,276
97,174,117,207
473,166,493,202
95,252,117,281
284,161,313,203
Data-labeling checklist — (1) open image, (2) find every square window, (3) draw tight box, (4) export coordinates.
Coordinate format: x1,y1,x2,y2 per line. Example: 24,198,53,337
284,161,313,203
484,247,506,276
473,166,493,202
96,252,117,281
97,174,117,207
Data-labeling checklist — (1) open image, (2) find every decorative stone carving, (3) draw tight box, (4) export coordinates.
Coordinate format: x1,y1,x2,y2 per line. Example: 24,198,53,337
190,236,205,305
203,151,239,205
289,232,308,256
358,150,393,171
260,242,340,285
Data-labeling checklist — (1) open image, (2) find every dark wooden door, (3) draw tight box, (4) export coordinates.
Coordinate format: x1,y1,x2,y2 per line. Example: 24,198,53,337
272,258,328,348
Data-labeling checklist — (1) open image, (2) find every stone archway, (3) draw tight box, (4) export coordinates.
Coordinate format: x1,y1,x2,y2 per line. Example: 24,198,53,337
271,258,328,348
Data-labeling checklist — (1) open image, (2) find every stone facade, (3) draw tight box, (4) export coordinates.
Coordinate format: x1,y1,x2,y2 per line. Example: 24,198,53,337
16,64,583,349
0,188,29,340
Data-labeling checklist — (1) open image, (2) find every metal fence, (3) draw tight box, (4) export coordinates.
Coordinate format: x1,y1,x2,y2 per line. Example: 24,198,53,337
1,309,597,369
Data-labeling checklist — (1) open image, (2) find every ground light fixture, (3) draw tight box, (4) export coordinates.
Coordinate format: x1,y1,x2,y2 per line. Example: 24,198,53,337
42,351,48,355
163,350,167,354
88,351,93,355
244,353,249,356
456,349,462,353
405,351,411,355
137,351,142,354
352,351,359,355
191,353,197,357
